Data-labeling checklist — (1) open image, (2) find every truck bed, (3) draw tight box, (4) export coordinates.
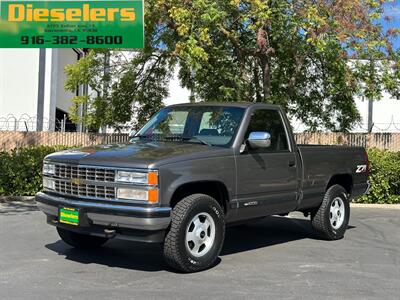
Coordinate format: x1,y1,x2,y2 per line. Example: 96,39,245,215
297,145,368,210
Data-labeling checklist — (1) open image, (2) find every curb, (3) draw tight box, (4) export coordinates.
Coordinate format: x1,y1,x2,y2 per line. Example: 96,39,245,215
350,203,400,209
0,196,35,203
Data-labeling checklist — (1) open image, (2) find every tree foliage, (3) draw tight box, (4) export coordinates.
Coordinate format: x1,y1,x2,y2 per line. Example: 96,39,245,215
65,0,400,131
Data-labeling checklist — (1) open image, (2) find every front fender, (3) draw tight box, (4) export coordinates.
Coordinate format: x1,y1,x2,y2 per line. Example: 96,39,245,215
158,156,236,206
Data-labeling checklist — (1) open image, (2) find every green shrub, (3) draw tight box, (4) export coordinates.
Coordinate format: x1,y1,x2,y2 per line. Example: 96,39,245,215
0,146,68,196
356,149,400,204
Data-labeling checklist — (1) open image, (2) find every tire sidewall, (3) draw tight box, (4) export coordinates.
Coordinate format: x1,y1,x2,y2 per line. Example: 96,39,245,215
176,195,225,269
325,186,350,238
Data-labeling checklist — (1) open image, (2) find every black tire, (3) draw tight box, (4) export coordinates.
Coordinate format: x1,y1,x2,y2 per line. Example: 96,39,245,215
311,184,350,240
57,227,108,249
163,194,225,273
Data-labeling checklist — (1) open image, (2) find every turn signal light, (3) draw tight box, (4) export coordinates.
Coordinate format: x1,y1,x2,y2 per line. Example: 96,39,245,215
148,171,158,186
148,189,159,203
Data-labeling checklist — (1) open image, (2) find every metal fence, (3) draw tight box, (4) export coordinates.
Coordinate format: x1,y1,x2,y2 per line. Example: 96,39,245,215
0,131,399,152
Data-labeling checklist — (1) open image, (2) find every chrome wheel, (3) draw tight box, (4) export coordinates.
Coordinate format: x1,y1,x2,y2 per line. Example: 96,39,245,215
185,212,216,258
330,197,345,229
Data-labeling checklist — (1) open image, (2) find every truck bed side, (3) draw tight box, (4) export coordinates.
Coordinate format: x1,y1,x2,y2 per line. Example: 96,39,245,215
297,145,369,210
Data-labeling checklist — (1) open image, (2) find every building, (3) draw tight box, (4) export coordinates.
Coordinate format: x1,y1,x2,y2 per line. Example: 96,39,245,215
0,48,85,132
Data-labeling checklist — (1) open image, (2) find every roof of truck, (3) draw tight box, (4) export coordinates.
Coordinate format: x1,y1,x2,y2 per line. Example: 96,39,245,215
168,102,281,109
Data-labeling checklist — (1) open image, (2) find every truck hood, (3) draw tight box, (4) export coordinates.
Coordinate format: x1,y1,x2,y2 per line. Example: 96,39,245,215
45,141,232,169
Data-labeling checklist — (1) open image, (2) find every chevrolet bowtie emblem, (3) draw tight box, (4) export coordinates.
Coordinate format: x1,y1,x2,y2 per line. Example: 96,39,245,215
71,178,82,185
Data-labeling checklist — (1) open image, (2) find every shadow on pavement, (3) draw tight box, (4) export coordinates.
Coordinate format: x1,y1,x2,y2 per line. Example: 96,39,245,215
221,216,313,256
45,215,356,272
0,200,38,215
46,239,167,272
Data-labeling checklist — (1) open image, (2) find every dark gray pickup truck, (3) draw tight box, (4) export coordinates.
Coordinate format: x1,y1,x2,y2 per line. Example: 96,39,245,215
36,102,369,272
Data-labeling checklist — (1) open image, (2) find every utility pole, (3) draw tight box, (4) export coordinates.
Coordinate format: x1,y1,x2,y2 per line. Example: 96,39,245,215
367,97,374,133
367,58,375,133
189,68,195,103
36,48,46,131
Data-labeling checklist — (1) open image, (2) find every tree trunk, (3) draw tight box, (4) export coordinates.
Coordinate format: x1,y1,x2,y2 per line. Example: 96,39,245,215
253,60,262,102
261,56,271,101
257,26,273,102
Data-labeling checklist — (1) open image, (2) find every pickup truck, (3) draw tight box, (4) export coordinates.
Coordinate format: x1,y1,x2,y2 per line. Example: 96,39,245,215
36,102,369,272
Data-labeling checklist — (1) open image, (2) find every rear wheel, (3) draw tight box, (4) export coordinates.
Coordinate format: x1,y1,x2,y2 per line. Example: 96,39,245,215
311,184,350,240
57,227,108,249
163,194,225,273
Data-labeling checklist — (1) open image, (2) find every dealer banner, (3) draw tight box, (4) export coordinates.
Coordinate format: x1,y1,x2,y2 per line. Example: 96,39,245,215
0,0,144,48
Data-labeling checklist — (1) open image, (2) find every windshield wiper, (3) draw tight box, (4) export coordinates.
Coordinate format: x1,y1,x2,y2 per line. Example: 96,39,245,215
181,136,212,146
132,134,152,139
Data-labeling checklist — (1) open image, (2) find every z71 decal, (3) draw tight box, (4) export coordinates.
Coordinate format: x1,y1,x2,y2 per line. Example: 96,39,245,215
355,165,367,173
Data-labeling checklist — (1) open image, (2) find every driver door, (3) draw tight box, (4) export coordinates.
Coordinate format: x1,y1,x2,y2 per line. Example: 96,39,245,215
235,108,298,219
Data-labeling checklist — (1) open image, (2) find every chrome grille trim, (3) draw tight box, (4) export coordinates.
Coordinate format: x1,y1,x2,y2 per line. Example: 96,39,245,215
55,164,115,182
51,163,116,200
54,181,115,200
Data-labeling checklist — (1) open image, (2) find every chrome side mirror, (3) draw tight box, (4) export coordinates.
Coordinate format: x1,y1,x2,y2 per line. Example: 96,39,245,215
247,131,271,149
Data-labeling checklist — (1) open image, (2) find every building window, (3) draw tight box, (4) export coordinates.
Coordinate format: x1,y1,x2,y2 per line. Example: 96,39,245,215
55,108,76,132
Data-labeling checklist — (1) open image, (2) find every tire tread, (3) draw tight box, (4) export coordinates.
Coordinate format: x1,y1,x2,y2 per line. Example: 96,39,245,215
311,184,349,240
163,193,224,272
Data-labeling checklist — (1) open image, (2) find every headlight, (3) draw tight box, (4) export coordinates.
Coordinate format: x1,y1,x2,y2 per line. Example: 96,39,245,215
117,188,159,203
43,178,55,190
43,163,55,175
116,170,158,185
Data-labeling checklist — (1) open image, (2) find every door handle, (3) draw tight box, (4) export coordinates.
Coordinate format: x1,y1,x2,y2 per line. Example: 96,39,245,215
288,160,296,167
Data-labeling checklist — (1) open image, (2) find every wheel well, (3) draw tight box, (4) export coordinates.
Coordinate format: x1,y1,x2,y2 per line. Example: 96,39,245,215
326,174,353,194
170,181,230,214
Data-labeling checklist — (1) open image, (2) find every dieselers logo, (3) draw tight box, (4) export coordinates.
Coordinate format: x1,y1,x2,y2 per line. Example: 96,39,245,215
0,0,144,48
7,3,136,22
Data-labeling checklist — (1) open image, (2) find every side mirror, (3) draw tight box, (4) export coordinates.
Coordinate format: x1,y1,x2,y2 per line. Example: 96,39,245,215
247,131,271,149
129,129,137,139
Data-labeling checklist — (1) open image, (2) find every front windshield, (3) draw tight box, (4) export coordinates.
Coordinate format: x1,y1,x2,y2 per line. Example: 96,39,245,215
133,106,245,147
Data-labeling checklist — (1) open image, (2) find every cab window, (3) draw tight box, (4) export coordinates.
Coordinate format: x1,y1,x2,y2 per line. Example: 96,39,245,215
245,109,289,152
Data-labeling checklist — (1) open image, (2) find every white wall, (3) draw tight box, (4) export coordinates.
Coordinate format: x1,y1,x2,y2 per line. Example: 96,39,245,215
0,49,80,131
56,49,78,113
0,49,40,130
42,49,80,131
354,93,400,132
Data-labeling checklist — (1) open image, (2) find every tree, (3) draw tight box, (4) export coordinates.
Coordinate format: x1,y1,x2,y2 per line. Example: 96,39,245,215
65,0,400,132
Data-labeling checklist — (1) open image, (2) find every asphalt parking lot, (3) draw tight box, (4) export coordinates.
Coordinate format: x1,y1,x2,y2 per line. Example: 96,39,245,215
0,201,399,300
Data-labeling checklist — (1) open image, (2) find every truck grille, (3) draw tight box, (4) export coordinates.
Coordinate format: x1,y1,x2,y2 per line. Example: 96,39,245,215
54,181,115,200
52,164,116,200
55,165,115,182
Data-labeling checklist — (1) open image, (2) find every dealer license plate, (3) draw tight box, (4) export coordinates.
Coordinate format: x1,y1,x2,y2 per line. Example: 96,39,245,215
59,207,79,226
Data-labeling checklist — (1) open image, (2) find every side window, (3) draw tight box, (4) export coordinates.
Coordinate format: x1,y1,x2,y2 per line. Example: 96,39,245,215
245,109,289,152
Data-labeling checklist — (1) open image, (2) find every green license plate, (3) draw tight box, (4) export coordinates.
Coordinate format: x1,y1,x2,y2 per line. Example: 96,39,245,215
59,207,79,226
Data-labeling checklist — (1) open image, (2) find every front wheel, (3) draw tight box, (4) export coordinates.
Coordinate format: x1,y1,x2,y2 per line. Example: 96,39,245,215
311,184,350,240
163,194,225,273
57,227,109,249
